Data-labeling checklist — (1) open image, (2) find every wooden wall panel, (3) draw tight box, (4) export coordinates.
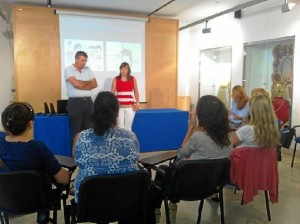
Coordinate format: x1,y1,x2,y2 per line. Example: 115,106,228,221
14,6,61,112
14,6,178,111
146,17,178,108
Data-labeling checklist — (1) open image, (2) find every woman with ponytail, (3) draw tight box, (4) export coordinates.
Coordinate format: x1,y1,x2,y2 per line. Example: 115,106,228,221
73,91,140,203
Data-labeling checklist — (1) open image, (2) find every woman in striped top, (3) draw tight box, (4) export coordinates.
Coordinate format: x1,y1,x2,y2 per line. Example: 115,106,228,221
111,62,140,130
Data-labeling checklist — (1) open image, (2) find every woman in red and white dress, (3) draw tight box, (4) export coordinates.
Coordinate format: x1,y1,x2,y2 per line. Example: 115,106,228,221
111,62,140,130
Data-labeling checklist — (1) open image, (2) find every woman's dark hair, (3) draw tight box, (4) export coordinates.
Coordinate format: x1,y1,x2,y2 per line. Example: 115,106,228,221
1,102,34,136
92,91,119,136
118,62,132,81
196,95,230,147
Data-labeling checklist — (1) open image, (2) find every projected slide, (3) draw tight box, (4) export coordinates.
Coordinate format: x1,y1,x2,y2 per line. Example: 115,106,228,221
59,14,145,101
64,39,104,71
106,42,142,72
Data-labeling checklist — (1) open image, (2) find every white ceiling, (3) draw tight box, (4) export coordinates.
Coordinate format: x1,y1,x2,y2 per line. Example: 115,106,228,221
0,0,296,25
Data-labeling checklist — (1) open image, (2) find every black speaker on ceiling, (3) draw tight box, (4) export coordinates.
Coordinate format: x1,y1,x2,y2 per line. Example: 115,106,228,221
234,10,242,19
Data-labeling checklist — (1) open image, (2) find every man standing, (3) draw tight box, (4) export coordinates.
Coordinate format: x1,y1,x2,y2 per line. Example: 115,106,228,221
65,51,98,141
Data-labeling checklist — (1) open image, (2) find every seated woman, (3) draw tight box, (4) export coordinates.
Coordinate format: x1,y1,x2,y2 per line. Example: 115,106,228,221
251,87,269,97
229,85,249,128
232,94,280,148
0,102,70,223
73,91,139,203
153,95,232,221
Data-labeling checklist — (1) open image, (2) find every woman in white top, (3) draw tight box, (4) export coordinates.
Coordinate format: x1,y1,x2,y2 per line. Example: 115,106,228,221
232,94,280,148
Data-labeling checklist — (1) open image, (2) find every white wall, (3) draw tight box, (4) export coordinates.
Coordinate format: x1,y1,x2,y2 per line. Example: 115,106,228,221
0,18,14,130
178,4,300,126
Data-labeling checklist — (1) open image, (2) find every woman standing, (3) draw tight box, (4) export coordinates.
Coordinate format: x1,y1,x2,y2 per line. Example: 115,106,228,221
111,62,140,130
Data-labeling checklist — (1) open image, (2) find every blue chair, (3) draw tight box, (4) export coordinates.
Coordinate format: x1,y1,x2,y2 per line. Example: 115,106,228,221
291,125,300,167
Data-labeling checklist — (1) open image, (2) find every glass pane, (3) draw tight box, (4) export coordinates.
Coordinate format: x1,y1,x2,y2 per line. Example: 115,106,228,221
243,37,294,126
199,47,232,109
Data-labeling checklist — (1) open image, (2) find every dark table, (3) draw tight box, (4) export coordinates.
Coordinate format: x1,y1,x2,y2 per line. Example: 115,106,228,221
138,151,178,176
55,155,76,171
138,151,178,167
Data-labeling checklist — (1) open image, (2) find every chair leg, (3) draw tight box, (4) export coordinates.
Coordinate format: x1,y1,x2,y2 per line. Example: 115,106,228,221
219,190,225,224
164,199,170,224
241,193,244,205
0,212,8,224
0,213,4,224
70,201,77,224
196,199,204,224
291,142,297,168
63,195,71,224
64,205,72,224
52,209,57,224
3,213,9,224
264,191,271,221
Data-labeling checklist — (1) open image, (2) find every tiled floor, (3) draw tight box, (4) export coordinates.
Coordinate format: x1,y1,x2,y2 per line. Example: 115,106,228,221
9,149,300,224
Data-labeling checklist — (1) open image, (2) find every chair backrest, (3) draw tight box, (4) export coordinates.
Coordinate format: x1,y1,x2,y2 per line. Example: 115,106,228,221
77,169,150,223
0,170,51,214
230,147,279,204
170,158,231,201
49,103,56,115
280,126,295,149
44,102,50,114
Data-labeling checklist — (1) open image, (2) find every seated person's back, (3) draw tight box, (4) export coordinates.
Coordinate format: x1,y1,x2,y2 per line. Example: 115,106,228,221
151,95,232,222
0,102,70,223
73,91,139,202
178,95,232,161
0,102,69,183
232,94,280,148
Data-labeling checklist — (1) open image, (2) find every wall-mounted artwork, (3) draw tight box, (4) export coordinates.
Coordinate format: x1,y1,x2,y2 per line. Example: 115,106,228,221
271,44,293,100
243,37,294,126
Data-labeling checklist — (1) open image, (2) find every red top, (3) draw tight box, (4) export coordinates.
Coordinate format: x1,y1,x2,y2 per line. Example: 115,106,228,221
115,76,135,106
230,147,279,204
272,97,290,124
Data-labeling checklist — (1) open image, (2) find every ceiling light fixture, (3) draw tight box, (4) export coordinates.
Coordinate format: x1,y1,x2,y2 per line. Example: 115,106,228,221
281,0,296,13
47,0,52,8
180,0,267,31
202,21,211,34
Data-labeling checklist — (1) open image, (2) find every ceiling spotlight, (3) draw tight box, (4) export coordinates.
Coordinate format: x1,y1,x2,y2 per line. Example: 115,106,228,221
47,0,52,8
202,21,211,34
281,0,296,13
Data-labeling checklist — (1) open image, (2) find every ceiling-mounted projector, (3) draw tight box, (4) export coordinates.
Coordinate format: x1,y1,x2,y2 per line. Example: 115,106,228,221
202,27,211,33
281,0,296,13
202,21,211,34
